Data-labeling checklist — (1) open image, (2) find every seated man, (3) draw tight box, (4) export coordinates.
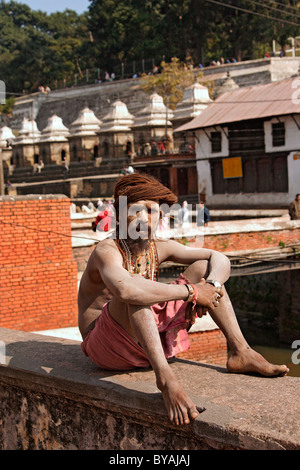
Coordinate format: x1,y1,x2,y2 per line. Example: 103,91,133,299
78,173,288,426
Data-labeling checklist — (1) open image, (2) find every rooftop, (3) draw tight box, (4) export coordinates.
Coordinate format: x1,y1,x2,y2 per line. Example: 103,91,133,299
176,76,300,132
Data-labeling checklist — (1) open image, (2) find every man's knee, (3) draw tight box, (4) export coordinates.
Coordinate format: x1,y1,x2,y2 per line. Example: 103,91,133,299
183,260,209,283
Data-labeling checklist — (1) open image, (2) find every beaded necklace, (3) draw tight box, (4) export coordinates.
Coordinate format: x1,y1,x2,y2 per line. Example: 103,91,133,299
118,238,158,281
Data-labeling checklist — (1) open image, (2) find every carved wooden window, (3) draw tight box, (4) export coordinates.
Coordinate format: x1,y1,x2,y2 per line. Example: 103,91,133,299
211,131,222,153
272,122,285,147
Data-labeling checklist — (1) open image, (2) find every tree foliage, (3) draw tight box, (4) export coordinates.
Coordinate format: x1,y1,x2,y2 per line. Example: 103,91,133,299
0,0,299,95
140,57,195,109
0,1,90,93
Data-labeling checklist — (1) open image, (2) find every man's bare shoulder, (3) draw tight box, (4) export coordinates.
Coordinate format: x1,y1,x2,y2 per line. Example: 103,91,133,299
93,238,121,260
85,239,122,277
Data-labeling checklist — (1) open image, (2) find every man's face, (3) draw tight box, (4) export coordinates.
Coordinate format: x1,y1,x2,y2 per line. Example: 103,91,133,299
297,195,300,201
126,200,160,240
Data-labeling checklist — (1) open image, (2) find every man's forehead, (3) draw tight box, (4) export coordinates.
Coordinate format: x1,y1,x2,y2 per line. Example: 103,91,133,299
128,200,159,208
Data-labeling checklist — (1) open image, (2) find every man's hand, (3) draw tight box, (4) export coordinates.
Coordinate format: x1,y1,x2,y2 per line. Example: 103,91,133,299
195,278,223,309
185,302,206,329
185,278,223,327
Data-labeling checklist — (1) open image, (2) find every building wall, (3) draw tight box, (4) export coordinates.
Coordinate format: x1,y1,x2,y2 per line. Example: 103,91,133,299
177,329,227,365
0,195,78,331
196,116,300,207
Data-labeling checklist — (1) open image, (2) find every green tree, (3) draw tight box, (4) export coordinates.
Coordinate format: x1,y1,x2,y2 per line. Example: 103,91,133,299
87,0,202,73
140,57,194,109
0,1,90,93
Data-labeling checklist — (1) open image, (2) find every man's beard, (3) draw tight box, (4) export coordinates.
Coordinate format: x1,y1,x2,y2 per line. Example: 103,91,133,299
126,222,153,255
126,237,150,255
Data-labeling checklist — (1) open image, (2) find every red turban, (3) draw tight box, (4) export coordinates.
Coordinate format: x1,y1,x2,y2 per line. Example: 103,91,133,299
113,173,177,220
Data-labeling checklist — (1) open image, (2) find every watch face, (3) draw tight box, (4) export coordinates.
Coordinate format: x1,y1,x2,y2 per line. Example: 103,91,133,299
207,280,222,288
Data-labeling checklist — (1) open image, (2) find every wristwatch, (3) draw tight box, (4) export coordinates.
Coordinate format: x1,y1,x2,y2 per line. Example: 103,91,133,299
206,279,222,288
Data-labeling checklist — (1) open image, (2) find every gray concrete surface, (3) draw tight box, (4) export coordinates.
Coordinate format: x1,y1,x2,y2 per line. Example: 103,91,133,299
0,327,299,450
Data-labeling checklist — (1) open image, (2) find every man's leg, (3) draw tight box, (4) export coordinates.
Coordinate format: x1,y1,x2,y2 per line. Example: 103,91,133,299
108,297,199,425
183,261,289,376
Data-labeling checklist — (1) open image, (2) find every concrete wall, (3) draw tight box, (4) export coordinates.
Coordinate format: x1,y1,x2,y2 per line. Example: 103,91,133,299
10,58,300,132
0,327,299,450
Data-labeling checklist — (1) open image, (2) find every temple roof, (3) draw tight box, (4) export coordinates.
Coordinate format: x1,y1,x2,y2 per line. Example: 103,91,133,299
69,106,102,136
176,76,300,132
214,72,239,98
40,114,69,142
133,93,174,128
14,118,41,144
0,126,15,148
172,83,213,122
99,100,134,133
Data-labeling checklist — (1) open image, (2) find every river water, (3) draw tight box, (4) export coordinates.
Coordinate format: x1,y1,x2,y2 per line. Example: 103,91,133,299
252,344,300,377
236,319,300,377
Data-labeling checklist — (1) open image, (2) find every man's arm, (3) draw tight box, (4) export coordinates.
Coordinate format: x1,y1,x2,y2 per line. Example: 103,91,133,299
158,239,231,285
96,242,190,306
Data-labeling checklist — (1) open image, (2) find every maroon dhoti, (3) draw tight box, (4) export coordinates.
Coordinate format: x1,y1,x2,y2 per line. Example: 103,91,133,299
81,274,191,370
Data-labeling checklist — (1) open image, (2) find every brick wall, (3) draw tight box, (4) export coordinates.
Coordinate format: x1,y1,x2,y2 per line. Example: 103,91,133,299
202,228,300,252
0,195,78,331
177,329,227,365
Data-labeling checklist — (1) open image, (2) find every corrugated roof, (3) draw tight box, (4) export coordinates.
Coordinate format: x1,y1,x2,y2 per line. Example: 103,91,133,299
176,77,300,132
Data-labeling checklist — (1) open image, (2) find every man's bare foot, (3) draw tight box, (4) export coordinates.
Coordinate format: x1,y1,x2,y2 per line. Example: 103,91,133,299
227,346,289,377
156,367,199,425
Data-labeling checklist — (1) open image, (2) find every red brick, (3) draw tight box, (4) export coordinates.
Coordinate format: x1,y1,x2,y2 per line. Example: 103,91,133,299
0,197,78,331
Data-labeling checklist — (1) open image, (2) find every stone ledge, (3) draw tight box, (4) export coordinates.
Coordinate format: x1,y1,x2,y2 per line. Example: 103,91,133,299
0,194,68,202
0,327,299,450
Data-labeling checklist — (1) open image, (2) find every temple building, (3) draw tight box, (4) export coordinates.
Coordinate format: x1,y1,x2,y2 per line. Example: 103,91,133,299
38,114,70,165
132,93,174,156
2,84,214,201
176,77,300,207
98,100,135,161
172,82,213,153
68,107,102,162
214,71,239,99
0,126,15,171
12,118,41,167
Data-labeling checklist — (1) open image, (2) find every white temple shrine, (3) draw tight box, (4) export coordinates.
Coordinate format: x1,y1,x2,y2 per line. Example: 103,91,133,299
68,107,102,161
99,100,135,159
12,118,41,167
39,114,70,165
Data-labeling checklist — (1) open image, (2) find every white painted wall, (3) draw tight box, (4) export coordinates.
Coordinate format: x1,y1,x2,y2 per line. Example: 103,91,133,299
195,117,300,207
264,115,300,154
196,126,229,160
